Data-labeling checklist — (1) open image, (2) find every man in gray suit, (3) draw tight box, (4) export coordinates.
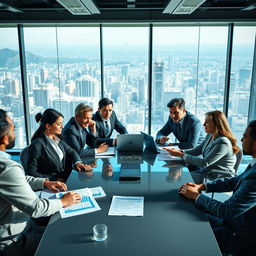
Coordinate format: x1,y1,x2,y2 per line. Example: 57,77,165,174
0,109,82,256
179,120,256,255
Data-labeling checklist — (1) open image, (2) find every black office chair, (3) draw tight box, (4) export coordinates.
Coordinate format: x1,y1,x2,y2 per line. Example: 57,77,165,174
20,146,29,174
204,150,243,198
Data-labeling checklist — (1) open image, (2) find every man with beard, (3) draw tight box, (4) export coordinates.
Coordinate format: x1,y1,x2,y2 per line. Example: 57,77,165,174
0,109,82,256
179,120,256,256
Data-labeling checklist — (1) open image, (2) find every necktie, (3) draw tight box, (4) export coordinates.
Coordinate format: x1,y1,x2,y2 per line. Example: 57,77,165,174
175,123,181,139
105,121,109,136
81,129,86,146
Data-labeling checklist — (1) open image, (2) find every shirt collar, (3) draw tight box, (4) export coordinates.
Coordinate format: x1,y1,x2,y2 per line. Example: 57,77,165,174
251,158,256,167
75,119,83,132
177,112,186,126
0,150,11,159
100,114,109,122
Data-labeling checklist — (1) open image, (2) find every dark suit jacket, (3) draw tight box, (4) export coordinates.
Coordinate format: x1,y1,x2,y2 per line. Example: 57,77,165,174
92,111,128,146
62,117,97,158
196,163,256,238
156,111,205,149
25,134,81,181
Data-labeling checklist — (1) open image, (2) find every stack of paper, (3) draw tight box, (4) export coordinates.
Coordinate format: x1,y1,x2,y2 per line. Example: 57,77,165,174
108,196,144,216
95,146,115,158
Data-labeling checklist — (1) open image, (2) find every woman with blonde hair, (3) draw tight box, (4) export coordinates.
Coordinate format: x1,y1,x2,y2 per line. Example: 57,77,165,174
164,110,240,182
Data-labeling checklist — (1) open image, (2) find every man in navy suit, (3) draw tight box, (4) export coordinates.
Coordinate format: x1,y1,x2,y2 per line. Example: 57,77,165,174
63,104,108,158
92,98,128,146
179,120,256,256
156,98,205,149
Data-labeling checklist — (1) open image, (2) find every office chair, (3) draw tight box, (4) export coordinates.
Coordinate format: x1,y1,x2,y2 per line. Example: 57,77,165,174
204,150,243,198
20,146,29,173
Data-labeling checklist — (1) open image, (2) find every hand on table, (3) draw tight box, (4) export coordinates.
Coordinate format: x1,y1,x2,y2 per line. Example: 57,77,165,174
178,182,206,200
43,180,67,192
60,192,82,207
163,148,184,157
76,162,93,172
159,136,169,145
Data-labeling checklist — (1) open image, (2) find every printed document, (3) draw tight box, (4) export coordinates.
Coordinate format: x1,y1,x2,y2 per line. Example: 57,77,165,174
90,186,106,198
108,196,144,216
56,188,100,218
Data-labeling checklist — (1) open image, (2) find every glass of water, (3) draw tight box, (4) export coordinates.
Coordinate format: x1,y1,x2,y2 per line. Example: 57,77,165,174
93,224,108,242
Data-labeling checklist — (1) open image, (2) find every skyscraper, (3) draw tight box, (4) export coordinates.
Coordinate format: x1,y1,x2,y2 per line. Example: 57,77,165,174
40,68,49,84
152,61,164,122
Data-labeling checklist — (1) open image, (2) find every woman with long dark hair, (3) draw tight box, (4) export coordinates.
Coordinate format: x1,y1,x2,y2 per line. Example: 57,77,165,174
25,108,92,181
164,110,240,182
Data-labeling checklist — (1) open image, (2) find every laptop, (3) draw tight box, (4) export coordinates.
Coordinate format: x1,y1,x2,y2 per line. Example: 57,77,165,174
117,134,144,153
119,162,141,181
140,132,160,154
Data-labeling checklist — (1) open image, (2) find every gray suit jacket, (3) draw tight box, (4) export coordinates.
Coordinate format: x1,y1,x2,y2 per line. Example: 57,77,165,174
184,134,236,172
0,154,62,248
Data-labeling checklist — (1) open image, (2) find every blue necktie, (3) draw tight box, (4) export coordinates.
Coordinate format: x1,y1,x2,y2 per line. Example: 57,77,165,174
105,121,109,136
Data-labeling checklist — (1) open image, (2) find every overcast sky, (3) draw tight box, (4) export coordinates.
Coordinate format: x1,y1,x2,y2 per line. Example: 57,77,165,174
0,26,255,49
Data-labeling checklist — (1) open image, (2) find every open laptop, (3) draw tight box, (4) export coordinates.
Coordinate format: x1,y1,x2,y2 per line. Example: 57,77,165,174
116,134,144,153
140,132,161,154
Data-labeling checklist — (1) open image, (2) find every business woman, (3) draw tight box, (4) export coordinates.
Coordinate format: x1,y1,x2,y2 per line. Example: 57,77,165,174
25,108,92,181
164,110,240,180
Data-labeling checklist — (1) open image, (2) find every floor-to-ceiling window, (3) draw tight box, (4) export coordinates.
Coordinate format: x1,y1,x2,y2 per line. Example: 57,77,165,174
152,26,199,137
23,27,59,136
0,24,255,147
197,26,228,120
228,26,256,146
55,26,101,121
0,27,26,149
102,26,149,133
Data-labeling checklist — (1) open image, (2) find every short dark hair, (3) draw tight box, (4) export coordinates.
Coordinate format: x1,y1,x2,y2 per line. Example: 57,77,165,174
167,98,185,109
248,120,256,142
0,109,7,120
98,98,113,109
0,109,9,140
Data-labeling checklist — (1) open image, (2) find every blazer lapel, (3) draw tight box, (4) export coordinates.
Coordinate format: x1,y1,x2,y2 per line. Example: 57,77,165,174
202,135,212,157
42,135,63,170
234,164,256,192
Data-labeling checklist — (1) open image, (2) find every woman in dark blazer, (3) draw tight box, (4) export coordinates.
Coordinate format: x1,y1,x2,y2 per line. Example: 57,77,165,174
25,108,91,181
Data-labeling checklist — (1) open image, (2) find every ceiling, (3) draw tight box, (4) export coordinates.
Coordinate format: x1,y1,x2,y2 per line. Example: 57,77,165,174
0,0,256,23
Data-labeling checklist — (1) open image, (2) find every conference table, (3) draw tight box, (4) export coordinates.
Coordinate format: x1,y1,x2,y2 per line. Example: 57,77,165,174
35,152,222,256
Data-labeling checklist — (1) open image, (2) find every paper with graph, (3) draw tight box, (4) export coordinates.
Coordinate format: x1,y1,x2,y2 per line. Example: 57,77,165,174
56,188,101,218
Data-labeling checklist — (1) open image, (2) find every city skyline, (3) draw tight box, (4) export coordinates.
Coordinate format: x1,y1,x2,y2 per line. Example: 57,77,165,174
0,26,255,149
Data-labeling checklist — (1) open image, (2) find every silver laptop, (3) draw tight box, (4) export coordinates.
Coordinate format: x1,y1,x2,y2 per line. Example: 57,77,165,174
116,134,144,152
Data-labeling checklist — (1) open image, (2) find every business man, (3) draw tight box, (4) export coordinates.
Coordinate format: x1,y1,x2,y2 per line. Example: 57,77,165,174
156,98,205,149
179,120,256,256
0,109,81,256
93,98,128,146
63,103,108,158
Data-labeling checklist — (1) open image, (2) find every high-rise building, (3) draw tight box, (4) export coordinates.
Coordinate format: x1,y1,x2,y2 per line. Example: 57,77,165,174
40,68,49,83
152,61,164,122
33,87,52,109
239,68,250,88
75,75,99,97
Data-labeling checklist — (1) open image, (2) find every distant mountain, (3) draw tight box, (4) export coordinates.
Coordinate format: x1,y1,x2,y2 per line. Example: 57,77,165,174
0,48,43,68
0,48,94,68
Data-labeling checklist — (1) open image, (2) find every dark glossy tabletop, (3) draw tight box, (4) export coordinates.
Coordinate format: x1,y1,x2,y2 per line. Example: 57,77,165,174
35,152,222,256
